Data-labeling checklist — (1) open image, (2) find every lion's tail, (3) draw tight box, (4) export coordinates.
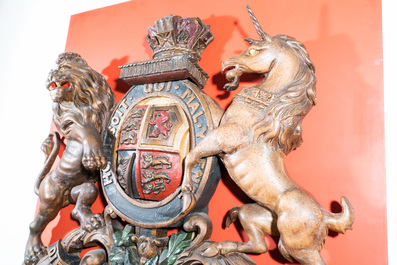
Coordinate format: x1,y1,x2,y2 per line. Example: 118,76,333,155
323,196,354,234
34,132,61,195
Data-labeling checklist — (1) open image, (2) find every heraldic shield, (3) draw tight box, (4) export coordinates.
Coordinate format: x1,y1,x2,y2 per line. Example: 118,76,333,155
100,14,224,228
101,79,223,228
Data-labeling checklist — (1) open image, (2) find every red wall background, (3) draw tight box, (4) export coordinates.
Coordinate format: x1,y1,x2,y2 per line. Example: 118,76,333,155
41,0,386,264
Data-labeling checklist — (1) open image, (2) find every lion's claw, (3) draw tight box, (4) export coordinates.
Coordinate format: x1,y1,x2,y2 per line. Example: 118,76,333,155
24,242,47,265
82,153,106,170
82,213,105,232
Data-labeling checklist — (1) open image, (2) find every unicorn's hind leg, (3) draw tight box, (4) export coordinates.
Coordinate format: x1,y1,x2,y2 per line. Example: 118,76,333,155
291,249,325,265
276,189,328,265
202,203,278,257
278,236,326,265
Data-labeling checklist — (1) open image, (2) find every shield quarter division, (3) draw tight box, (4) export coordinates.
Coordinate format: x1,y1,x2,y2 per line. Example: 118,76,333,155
118,103,186,202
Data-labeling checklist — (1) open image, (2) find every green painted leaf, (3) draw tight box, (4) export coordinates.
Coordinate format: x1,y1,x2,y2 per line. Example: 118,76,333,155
158,247,168,264
144,254,159,265
127,246,140,264
113,230,123,247
159,231,195,265
159,259,168,265
111,246,125,255
171,241,191,256
185,232,194,241
124,247,137,265
109,254,125,263
123,237,134,247
122,225,134,239
113,230,122,240
167,255,177,265
168,233,176,250
109,246,126,265
168,232,187,254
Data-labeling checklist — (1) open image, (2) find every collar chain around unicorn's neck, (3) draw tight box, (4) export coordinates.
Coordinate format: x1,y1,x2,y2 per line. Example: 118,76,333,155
233,86,278,112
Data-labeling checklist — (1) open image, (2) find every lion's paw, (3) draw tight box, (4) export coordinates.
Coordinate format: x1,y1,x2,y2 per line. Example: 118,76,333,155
24,242,47,265
82,153,107,171
81,213,105,232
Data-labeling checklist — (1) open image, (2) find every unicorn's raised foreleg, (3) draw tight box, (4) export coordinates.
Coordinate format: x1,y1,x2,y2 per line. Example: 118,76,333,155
181,129,222,213
181,124,243,213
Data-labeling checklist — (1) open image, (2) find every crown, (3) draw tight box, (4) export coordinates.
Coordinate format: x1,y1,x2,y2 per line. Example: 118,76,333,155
146,15,214,62
119,15,213,88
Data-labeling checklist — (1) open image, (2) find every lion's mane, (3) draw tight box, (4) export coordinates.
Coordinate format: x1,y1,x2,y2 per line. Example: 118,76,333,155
47,53,116,137
252,35,317,155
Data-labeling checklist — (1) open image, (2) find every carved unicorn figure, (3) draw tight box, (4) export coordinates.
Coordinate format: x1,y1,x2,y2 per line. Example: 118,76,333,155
181,6,354,265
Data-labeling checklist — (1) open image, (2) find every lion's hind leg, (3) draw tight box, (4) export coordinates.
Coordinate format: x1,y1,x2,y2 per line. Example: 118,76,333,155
25,173,66,264
202,203,277,257
70,182,104,232
25,211,50,265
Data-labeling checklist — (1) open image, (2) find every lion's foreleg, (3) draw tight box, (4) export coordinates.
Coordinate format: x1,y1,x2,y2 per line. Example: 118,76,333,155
70,182,104,232
67,124,107,170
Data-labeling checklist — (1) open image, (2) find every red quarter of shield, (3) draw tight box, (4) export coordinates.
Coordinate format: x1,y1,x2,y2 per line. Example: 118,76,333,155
134,150,182,201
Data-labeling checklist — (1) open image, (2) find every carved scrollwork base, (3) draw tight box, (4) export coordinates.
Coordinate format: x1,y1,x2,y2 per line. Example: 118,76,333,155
173,213,255,265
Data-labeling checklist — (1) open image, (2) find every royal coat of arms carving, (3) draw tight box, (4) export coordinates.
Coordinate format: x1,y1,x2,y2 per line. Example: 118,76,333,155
101,15,224,230
23,6,354,265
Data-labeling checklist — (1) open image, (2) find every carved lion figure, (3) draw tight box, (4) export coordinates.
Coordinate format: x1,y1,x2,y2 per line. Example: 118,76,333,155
142,170,171,184
149,111,173,138
24,53,116,265
141,153,172,169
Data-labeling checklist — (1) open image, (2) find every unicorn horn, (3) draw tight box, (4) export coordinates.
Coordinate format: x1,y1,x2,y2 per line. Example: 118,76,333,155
246,5,272,42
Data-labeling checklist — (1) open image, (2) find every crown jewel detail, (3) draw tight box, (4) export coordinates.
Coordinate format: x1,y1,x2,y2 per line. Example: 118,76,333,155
146,15,214,61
